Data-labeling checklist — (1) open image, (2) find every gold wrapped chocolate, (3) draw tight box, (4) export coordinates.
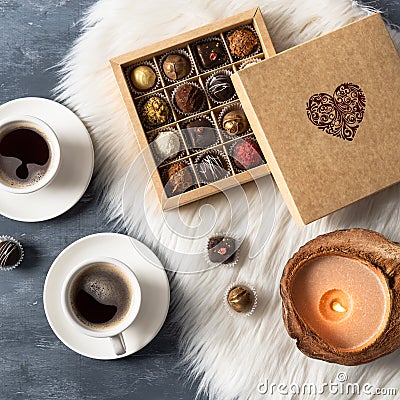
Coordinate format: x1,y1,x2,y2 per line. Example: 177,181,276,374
222,110,249,135
141,97,170,126
131,65,156,91
227,285,254,313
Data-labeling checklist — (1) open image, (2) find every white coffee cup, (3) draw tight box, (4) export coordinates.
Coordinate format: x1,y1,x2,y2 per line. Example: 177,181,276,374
61,257,141,356
0,115,61,194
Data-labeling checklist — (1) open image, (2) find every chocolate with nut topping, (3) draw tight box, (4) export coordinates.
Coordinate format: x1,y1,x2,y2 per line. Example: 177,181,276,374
164,162,195,196
141,96,170,126
227,28,258,58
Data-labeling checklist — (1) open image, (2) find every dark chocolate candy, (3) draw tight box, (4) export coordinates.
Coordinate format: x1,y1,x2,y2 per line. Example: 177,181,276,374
196,40,227,69
207,73,235,102
185,118,217,149
207,236,237,264
0,239,22,268
164,162,195,196
162,54,190,81
196,152,229,183
174,84,204,114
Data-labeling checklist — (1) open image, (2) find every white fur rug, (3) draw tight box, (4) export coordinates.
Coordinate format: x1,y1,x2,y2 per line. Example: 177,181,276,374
56,1,400,399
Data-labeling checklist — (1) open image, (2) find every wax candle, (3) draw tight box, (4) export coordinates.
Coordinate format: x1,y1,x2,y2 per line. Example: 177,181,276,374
290,255,390,350
280,229,400,365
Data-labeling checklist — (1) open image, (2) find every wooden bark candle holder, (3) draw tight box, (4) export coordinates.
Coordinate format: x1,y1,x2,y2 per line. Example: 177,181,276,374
280,228,400,366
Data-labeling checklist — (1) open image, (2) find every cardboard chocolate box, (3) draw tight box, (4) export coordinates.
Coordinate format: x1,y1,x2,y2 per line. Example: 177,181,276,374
232,13,400,224
110,8,275,210
111,9,400,225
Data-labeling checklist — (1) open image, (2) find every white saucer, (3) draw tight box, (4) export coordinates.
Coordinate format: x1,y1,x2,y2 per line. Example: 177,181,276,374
0,97,94,222
43,233,170,360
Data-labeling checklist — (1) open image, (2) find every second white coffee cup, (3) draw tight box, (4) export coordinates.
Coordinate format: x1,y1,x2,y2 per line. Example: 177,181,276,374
61,257,141,356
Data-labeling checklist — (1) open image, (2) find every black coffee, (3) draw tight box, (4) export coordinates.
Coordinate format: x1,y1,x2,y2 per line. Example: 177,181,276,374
70,263,133,330
0,128,50,187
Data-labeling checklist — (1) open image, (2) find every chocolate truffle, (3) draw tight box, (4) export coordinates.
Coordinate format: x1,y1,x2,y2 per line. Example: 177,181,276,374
227,286,255,313
162,54,190,80
152,131,181,161
208,236,237,264
141,97,170,127
0,236,23,271
196,40,227,69
185,118,217,149
196,152,229,183
207,73,235,102
231,138,264,170
227,28,258,58
174,84,204,114
130,65,157,91
164,162,194,196
222,110,249,135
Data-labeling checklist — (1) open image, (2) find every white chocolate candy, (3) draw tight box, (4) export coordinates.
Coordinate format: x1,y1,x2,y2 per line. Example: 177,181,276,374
152,131,180,161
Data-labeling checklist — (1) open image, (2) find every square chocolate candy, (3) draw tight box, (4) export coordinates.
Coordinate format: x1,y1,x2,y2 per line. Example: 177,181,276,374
208,236,237,264
185,118,218,149
196,40,227,69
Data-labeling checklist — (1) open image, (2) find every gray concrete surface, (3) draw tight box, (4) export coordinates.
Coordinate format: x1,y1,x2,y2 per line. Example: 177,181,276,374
0,1,200,399
0,1,397,399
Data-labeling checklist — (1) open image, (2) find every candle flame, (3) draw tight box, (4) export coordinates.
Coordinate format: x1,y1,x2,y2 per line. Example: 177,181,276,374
331,301,346,313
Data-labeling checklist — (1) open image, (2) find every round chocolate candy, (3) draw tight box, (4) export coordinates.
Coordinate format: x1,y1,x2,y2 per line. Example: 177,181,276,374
196,151,230,183
0,236,24,271
227,28,258,58
162,54,190,81
222,110,249,135
130,65,157,91
174,84,204,114
141,97,170,126
207,73,235,102
231,138,264,170
227,285,255,313
152,131,181,161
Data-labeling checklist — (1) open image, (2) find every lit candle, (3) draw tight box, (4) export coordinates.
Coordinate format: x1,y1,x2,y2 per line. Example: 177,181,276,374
280,229,400,365
290,255,389,350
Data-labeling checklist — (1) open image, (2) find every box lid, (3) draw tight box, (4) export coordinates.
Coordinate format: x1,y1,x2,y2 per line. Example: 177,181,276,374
232,14,400,225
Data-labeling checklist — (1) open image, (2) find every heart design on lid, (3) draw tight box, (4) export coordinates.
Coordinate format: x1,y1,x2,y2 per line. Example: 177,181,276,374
306,83,366,141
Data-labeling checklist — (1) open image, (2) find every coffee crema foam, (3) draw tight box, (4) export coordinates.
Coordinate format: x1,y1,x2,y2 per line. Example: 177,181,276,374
70,263,133,330
0,157,50,187
0,127,52,188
